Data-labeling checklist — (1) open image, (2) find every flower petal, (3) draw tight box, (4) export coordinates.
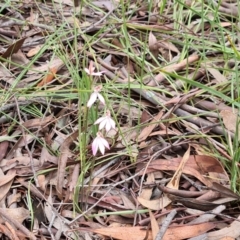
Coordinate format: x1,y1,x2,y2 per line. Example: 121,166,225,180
104,117,115,132
109,118,116,129
94,117,105,125
84,68,90,75
90,66,95,74
99,118,108,130
105,120,112,132
97,93,105,105
92,71,105,76
101,137,110,149
98,140,105,155
92,72,101,76
87,92,97,107
92,133,110,156
92,138,99,156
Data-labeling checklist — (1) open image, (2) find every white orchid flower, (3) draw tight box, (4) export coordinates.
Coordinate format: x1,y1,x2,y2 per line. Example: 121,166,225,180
94,110,115,132
92,132,110,155
87,85,105,108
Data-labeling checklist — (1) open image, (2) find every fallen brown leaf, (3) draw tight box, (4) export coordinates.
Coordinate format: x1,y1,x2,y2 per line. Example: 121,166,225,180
207,215,240,239
93,222,215,240
37,67,58,87
0,141,9,162
139,173,155,200
27,45,42,57
137,155,227,187
137,195,171,210
220,109,240,139
1,37,26,59
0,207,29,224
149,210,159,239
167,146,190,189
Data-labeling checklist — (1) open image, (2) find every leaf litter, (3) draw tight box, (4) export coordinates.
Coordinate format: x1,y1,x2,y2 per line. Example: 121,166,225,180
0,0,240,239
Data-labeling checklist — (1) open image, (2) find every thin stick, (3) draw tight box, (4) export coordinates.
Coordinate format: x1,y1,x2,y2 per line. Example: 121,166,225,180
155,209,177,240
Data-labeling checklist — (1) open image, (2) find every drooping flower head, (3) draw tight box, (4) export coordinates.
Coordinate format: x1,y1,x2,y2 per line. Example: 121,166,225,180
84,61,105,76
87,85,105,108
92,132,110,155
94,110,115,132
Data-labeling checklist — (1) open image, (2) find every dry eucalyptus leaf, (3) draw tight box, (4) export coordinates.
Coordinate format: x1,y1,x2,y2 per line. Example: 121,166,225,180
137,195,171,210
148,31,157,47
148,32,158,59
207,215,240,239
137,155,225,187
157,41,180,54
94,223,215,240
1,38,26,59
207,66,228,83
220,109,240,140
27,45,42,57
149,210,159,239
0,176,15,202
167,146,190,189
139,173,154,200
0,207,29,224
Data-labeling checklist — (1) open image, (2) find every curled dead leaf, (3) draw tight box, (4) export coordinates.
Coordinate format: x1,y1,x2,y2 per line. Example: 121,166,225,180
137,195,171,210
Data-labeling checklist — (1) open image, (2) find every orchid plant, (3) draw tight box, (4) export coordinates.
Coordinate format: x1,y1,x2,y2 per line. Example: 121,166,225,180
85,61,115,156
